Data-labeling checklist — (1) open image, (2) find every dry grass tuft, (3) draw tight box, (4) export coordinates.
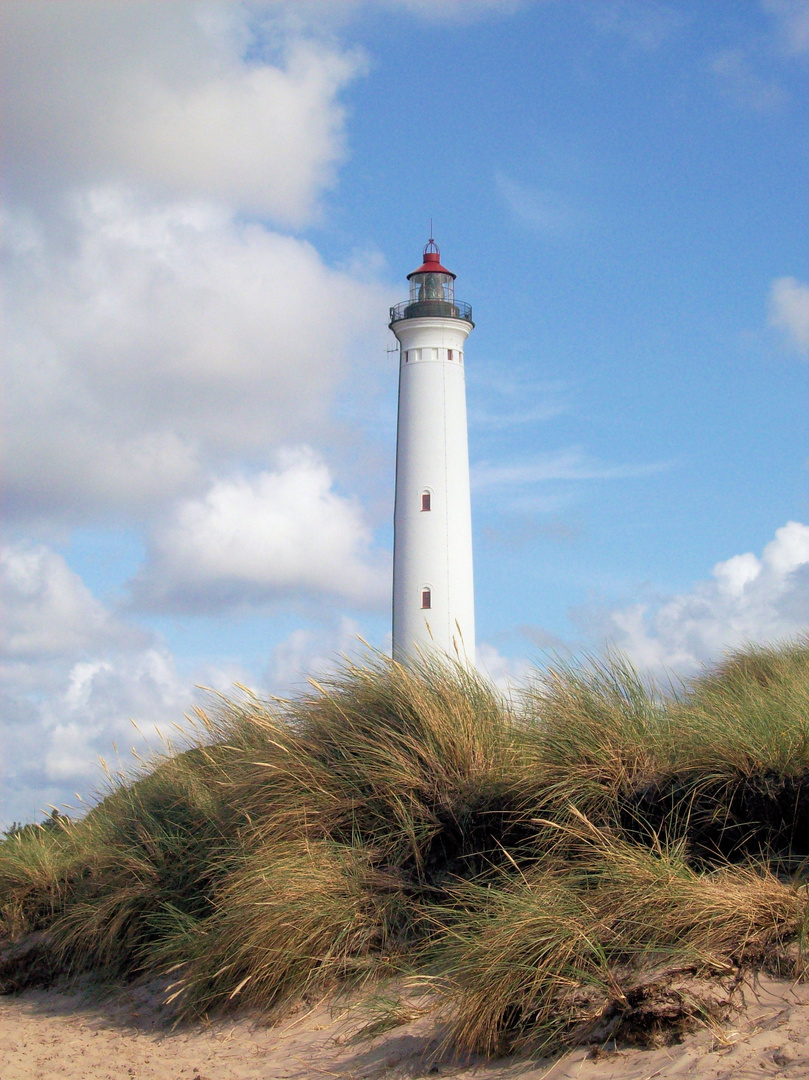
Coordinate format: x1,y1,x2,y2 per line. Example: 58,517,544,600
158,839,414,1017
429,817,807,1056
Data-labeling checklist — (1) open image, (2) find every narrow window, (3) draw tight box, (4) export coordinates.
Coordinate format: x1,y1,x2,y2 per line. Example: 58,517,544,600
403,350,408,363
421,490,431,512
448,349,454,362
421,588,432,609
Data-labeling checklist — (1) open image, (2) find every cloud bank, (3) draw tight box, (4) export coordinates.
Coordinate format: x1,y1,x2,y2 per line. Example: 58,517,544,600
0,542,204,824
770,276,809,354
590,521,809,677
4,191,390,527
0,1,393,826
132,448,390,612
1,2,364,221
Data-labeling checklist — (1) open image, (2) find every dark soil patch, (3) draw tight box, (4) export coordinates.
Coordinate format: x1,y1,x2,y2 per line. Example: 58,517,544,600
587,970,738,1049
0,931,64,993
620,769,809,867
410,802,538,891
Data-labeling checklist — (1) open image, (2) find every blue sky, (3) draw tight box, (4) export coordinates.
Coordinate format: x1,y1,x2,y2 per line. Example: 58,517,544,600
2,0,808,827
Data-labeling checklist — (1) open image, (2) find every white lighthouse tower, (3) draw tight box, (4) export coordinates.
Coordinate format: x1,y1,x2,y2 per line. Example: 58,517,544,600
389,238,475,665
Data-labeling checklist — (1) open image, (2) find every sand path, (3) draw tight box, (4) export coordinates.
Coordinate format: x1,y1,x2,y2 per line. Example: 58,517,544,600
1,974,808,1080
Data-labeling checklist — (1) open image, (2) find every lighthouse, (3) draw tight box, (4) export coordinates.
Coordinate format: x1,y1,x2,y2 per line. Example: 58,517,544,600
389,238,475,665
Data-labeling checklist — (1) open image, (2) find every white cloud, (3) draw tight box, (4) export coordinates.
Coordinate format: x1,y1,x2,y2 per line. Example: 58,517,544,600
0,544,144,659
472,449,670,490
41,648,192,782
469,373,568,430
0,534,384,828
591,521,809,677
380,0,521,22
0,542,210,825
266,616,375,695
476,642,533,692
1,2,365,223
131,448,390,613
495,172,589,237
769,276,809,353
710,48,787,112
764,0,809,55
3,191,391,525
1,642,200,819
588,1,687,51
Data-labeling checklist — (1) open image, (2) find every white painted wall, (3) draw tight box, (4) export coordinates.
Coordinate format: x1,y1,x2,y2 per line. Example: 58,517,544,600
390,315,475,665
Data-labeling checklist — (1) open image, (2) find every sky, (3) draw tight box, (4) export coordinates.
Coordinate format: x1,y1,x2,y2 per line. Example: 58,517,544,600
2,0,808,828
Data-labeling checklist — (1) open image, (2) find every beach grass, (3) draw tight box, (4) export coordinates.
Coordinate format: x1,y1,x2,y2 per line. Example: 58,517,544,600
1,639,808,1055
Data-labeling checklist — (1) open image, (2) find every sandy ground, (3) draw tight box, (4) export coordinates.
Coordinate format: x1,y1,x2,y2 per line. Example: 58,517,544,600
1,973,808,1080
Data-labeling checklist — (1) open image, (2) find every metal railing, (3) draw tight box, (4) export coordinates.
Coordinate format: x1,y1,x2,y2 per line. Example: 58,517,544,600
389,299,473,325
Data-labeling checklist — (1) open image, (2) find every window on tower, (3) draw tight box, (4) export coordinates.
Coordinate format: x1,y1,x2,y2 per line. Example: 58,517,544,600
421,490,431,512
421,588,432,609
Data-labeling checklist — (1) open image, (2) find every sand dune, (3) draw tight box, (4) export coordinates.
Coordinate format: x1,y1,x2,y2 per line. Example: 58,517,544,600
1,973,808,1080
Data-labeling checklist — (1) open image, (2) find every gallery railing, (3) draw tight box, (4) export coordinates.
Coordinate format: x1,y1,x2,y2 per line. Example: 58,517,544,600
389,299,473,324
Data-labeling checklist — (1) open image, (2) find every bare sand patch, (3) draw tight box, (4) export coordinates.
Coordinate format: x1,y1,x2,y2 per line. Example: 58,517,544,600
1,973,808,1080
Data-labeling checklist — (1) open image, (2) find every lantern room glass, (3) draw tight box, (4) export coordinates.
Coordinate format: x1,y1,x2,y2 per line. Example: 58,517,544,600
409,272,455,304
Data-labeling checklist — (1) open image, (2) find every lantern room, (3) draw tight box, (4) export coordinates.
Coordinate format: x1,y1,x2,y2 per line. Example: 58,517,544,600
389,238,473,325
407,240,455,304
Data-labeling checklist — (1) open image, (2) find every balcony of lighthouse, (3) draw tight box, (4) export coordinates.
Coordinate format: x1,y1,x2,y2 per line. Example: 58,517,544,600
389,269,472,325
389,294,473,325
